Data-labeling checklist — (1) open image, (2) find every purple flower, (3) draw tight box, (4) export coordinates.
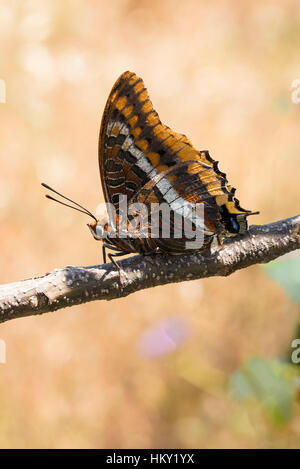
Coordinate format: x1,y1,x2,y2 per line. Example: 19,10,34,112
138,317,189,358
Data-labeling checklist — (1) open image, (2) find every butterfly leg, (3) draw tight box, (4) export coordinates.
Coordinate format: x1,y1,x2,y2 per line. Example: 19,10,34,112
102,243,127,264
107,251,130,290
102,244,107,264
108,251,130,270
144,247,160,264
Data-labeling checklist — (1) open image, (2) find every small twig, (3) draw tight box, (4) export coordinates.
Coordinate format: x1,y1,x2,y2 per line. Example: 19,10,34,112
0,215,299,323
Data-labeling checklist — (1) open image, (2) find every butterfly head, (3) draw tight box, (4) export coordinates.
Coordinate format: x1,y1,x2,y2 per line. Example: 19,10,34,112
87,218,110,241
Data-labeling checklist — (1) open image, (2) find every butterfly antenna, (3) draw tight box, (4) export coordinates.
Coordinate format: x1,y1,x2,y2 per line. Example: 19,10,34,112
42,183,97,221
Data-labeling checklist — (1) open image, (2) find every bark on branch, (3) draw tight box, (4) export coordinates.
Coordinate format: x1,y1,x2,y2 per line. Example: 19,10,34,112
0,215,300,323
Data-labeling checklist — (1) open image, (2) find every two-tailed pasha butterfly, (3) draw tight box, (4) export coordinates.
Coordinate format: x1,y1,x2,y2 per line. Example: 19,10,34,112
42,71,259,269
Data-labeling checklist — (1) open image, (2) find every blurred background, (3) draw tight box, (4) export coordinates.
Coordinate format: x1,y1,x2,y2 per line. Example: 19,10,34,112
0,0,300,448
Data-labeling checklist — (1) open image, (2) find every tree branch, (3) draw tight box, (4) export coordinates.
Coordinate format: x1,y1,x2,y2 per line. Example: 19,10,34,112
1,214,299,323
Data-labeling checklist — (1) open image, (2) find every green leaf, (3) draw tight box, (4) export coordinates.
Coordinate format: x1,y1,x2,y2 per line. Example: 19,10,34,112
263,255,300,302
230,357,298,424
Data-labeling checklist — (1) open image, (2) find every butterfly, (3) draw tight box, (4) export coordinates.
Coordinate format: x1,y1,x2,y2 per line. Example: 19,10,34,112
42,71,259,269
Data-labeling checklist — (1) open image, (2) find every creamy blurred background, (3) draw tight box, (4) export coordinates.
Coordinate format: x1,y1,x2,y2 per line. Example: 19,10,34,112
0,0,300,448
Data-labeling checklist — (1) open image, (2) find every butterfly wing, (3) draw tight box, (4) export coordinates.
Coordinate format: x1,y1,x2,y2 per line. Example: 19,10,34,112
126,160,221,253
128,157,257,253
99,72,221,209
99,71,257,253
